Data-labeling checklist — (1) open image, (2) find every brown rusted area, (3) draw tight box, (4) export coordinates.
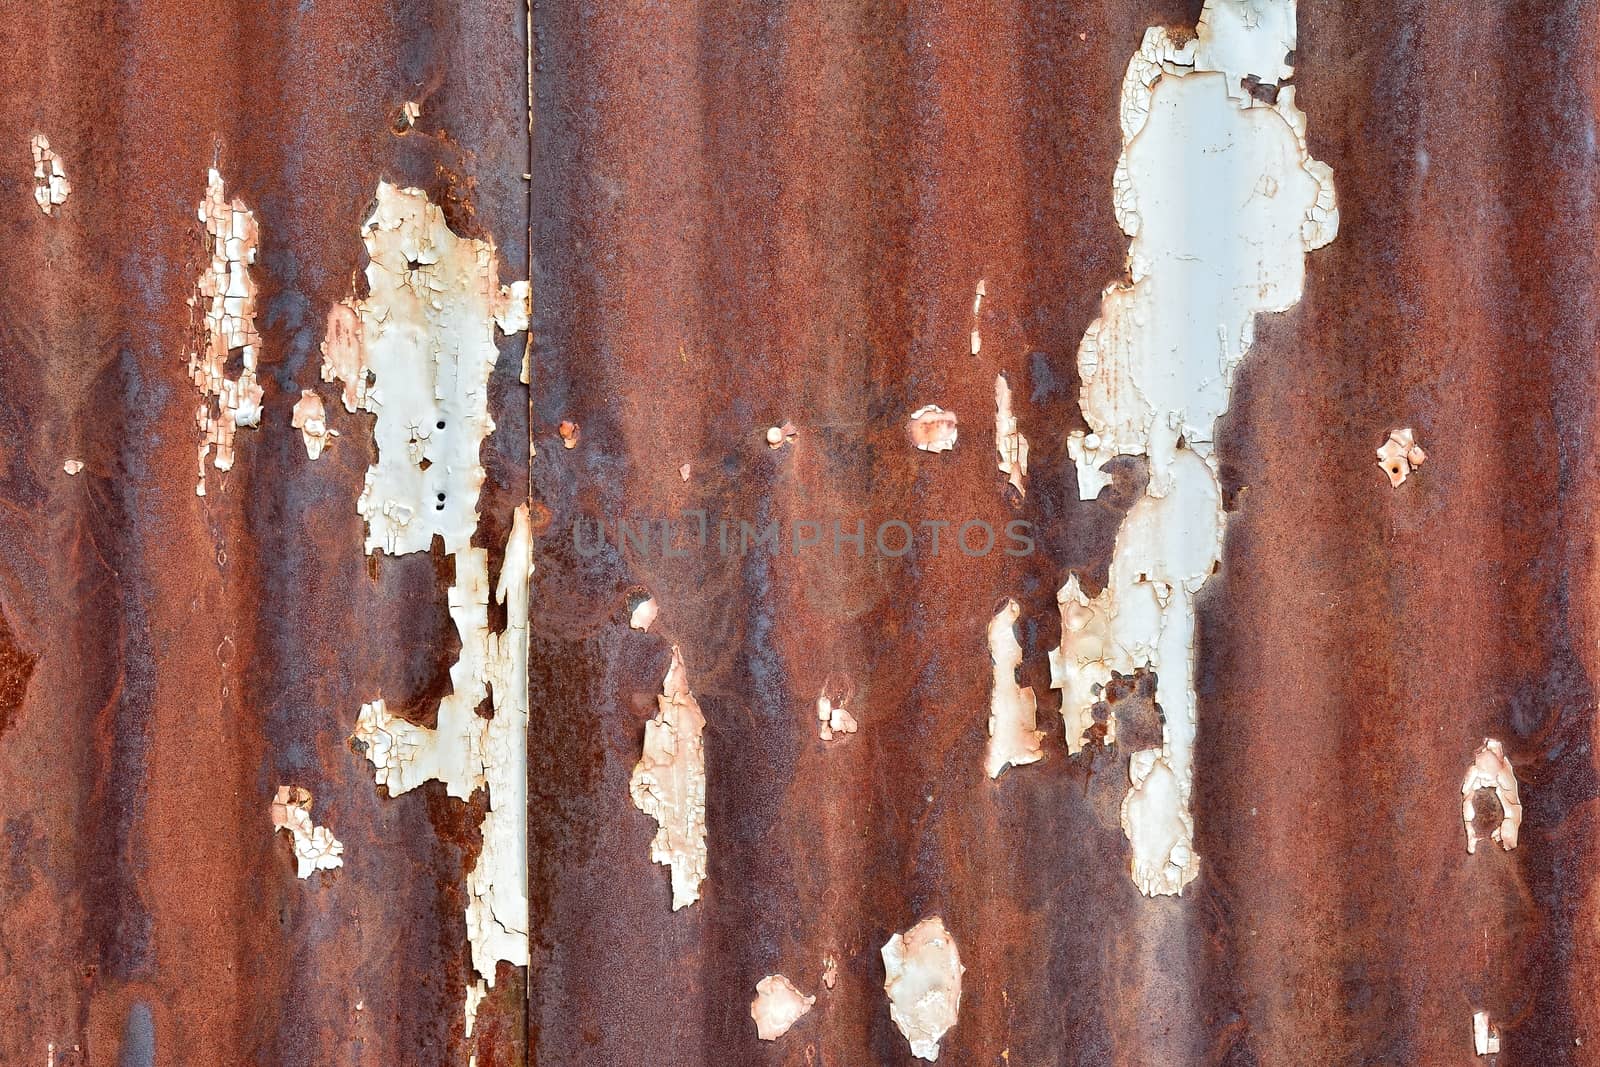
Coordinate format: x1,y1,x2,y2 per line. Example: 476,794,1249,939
1,2,1596,1067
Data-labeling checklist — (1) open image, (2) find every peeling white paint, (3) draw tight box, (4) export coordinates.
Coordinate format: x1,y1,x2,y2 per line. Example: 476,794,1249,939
882,916,963,1061
994,374,1028,498
188,169,264,496
629,646,708,910
558,420,579,449
1463,738,1522,854
62,459,83,476
1378,427,1427,487
1474,1010,1501,1056
29,135,69,215
985,598,1043,778
750,974,814,1040
822,954,838,990
291,390,336,459
269,785,344,879
1062,0,1338,895
328,184,533,1035
907,405,959,453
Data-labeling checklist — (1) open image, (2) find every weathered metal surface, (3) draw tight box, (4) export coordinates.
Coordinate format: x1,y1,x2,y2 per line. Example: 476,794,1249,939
1,1,1597,1065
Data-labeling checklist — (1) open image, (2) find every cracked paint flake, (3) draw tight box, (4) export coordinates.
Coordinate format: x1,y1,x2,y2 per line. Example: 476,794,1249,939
188,168,265,496
62,459,83,476
558,420,579,449
1473,1010,1501,1056
882,916,964,1061
1049,574,1115,755
1377,427,1427,487
327,181,533,1037
1061,0,1338,895
269,785,344,879
29,135,69,215
822,955,838,990
985,598,1043,778
994,374,1028,498
907,405,959,453
750,974,815,1041
817,694,858,742
1463,737,1522,854
291,390,336,459
630,646,708,910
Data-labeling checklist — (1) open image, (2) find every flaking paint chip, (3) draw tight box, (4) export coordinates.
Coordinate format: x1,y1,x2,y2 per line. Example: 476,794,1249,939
994,374,1029,497
62,459,84,475
817,695,858,742
1377,427,1427,487
882,916,964,1061
291,390,337,459
558,420,580,449
986,598,1044,778
907,405,959,453
1473,1010,1501,1055
679,463,692,481
629,593,659,632
187,169,264,496
750,975,815,1041
766,421,798,449
629,646,708,910
29,135,69,215
1463,737,1522,854
270,785,344,879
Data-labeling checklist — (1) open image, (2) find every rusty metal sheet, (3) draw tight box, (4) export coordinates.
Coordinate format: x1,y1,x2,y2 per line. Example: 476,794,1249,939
2,1,1597,1065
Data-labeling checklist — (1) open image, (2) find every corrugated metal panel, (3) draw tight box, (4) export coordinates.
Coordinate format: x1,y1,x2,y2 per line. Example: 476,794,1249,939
1,1,1596,1065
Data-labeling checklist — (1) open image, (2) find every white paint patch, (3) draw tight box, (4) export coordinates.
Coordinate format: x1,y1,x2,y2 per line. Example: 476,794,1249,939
1063,0,1337,895
188,169,265,496
269,785,344,879
1378,427,1427,487
750,974,815,1040
995,374,1028,498
1473,1010,1501,1055
986,598,1043,778
882,916,964,1061
291,390,336,459
630,646,708,910
62,459,84,476
907,405,959,453
822,954,838,990
29,135,69,215
320,182,527,556
1463,738,1522,854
